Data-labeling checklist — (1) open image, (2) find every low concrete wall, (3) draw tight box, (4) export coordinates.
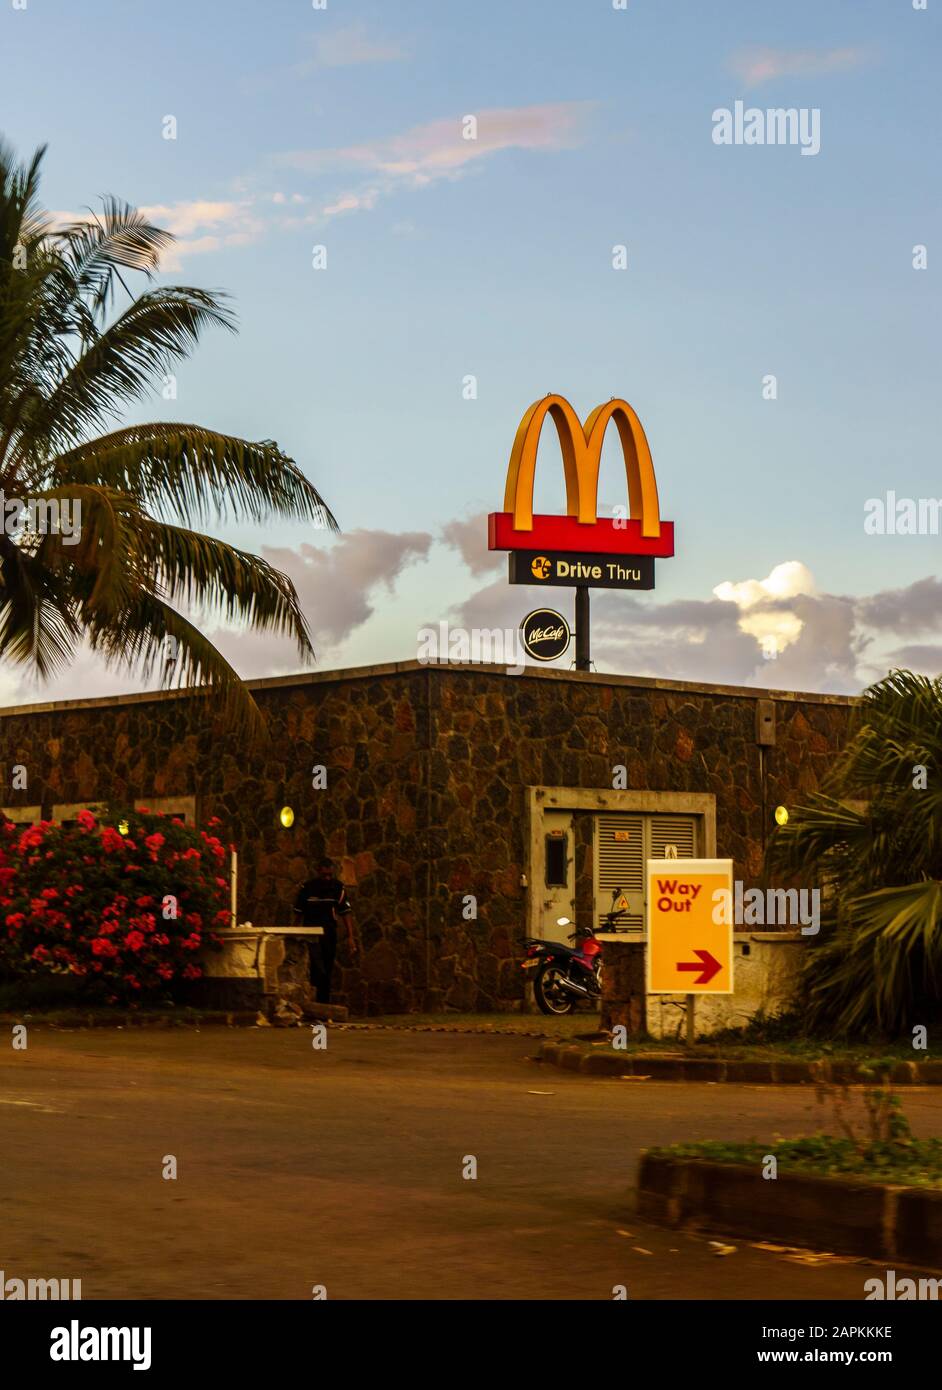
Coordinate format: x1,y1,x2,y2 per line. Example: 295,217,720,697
603,932,804,1038
637,1153,942,1267
197,927,320,1013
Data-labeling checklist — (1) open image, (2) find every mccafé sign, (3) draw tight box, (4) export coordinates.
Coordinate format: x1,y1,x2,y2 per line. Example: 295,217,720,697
488,393,675,560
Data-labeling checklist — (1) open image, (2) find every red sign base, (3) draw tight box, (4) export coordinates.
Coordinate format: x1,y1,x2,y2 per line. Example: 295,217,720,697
488,512,674,557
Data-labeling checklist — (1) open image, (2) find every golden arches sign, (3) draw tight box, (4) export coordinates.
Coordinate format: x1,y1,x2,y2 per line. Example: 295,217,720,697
504,394,662,536
489,393,674,558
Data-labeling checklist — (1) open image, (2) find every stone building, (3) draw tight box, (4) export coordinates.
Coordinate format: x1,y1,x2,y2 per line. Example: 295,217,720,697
0,660,857,1015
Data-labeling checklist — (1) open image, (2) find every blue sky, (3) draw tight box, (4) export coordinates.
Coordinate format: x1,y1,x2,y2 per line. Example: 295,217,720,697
1,0,940,700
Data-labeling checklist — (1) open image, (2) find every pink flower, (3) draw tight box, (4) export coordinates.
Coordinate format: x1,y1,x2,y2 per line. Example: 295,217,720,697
31,945,50,962
124,931,146,952
91,937,119,958
77,810,97,831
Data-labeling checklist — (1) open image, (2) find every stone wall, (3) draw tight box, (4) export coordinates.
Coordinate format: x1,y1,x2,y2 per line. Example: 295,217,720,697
0,661,856,1015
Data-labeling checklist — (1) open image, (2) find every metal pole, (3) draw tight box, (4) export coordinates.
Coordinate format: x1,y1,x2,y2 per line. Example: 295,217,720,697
575,586,590,670
685,993,695,1048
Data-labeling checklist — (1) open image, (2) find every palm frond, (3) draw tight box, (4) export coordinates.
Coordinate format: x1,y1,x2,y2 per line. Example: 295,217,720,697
46,423,337,527
133,518,315,654
84,589,266,738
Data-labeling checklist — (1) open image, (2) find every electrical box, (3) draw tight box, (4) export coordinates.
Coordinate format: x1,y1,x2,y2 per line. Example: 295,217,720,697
756,698,776,747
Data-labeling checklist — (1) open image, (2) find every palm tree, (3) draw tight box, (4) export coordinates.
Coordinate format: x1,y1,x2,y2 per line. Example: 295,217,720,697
765,669,942,1036
0,140,336,732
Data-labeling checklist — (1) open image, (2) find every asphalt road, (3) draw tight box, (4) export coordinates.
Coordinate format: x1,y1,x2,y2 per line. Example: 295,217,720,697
2,1027,941,1301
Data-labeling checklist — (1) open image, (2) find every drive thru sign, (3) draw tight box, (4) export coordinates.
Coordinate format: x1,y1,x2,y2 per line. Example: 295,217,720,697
646,858,734,994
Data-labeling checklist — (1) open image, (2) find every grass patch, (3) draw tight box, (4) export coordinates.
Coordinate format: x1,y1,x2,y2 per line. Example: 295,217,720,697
651,1136,942,1189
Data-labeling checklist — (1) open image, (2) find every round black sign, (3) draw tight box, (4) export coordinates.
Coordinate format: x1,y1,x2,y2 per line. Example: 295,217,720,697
520,608,571,662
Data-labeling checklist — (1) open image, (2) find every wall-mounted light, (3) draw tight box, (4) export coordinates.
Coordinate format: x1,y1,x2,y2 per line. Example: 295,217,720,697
279,806,295,828
774,805,789,827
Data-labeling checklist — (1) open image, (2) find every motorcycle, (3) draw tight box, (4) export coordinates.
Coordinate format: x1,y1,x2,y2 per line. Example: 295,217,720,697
521,888,630,1015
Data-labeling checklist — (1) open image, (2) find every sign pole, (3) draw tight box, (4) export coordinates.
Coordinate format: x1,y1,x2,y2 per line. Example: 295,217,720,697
575,587,591,670
685,993,695,1048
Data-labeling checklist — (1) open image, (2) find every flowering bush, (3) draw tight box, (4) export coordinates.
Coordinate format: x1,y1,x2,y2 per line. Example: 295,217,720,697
0,807,231,1002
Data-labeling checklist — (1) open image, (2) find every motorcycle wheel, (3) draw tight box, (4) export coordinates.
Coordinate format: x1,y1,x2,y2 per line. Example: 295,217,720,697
534,962,576,1015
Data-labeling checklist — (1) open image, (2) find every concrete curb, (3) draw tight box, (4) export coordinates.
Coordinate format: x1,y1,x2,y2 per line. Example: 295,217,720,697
538,1042,942,1085
0,1010,260,1029
637,1153,942,1267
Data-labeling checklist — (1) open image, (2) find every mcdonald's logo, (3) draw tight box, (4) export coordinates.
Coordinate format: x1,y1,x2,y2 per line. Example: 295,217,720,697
488,394,674,557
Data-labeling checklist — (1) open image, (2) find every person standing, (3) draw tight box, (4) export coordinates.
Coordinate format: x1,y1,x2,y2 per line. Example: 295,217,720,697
293,857,356,1004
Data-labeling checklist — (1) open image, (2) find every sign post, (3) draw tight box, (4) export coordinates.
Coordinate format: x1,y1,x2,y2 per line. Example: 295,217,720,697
575,588,590,671
646,858,734,1045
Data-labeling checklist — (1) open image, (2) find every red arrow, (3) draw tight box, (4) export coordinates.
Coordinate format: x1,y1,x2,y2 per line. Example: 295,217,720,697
677,949,721,986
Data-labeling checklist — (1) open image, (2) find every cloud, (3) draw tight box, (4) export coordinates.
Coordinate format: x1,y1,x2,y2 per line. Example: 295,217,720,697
322,189,380,217
259,529,433,648
713,560,816,658
884,644,942,674
139,200,265,269
280,102,590,178
729,45,869,88
50,199,265,271
856,577,942,634
276,103,593,219
441,512,503,577
306,24,409,70
445,552,867,693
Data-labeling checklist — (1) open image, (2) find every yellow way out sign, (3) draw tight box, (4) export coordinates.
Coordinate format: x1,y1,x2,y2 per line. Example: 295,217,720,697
646,859,734,994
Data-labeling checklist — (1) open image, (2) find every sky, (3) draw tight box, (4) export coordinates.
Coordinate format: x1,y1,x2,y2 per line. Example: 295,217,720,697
1,0,940,704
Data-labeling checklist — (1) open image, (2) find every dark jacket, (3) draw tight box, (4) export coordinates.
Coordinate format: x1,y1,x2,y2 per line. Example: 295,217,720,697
293,877,352,933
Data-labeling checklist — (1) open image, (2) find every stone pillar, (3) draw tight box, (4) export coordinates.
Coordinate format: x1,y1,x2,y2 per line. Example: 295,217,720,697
600,940,647,1035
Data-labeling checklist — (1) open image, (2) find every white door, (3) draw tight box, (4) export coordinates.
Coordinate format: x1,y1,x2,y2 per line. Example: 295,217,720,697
539,810,575,940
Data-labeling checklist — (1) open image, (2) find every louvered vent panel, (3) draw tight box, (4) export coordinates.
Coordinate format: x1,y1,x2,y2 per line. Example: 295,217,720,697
649,816,697,860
